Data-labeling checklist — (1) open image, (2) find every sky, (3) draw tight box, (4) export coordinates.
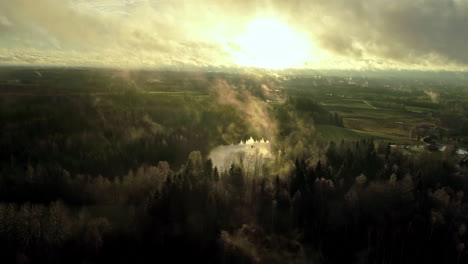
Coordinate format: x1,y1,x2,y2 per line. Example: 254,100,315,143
1,0,468,71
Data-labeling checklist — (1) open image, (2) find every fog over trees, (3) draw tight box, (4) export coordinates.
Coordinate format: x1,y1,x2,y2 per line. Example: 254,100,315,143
1,69,468,263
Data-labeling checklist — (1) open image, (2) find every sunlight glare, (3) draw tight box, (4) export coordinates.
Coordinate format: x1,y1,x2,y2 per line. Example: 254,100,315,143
231,18,315,69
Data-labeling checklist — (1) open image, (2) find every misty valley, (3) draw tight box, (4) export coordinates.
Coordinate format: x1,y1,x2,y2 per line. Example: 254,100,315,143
1,68,468,263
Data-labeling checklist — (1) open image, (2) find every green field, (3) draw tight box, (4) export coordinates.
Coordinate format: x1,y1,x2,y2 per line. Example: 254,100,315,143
320,98,375,109
316,125,387,141
316,97,434,143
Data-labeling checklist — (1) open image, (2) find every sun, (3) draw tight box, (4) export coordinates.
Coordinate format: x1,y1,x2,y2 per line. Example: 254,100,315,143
230,18,315,69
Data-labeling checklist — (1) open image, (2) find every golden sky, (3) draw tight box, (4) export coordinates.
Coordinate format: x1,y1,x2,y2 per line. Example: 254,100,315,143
1,0,467,70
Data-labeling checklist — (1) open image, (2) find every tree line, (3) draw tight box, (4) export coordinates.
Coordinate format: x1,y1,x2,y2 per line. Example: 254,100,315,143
0,139,467,263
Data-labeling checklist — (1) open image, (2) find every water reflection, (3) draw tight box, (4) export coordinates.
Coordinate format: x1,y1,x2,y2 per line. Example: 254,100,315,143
209,137,272,173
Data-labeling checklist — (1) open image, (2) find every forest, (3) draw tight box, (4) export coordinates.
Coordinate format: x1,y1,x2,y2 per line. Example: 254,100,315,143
1,68,468,263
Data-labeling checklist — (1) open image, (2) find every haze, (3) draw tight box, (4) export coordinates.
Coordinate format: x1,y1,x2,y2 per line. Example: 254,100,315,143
2,0,468,70
2,1,468,263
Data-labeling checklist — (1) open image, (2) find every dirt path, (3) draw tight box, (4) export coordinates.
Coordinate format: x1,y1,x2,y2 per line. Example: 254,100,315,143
362,100,378,109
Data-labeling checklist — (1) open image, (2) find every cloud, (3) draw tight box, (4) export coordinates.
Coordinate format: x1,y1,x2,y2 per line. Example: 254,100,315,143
296,0,468,69
0,0,235,67
1,0,468,70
